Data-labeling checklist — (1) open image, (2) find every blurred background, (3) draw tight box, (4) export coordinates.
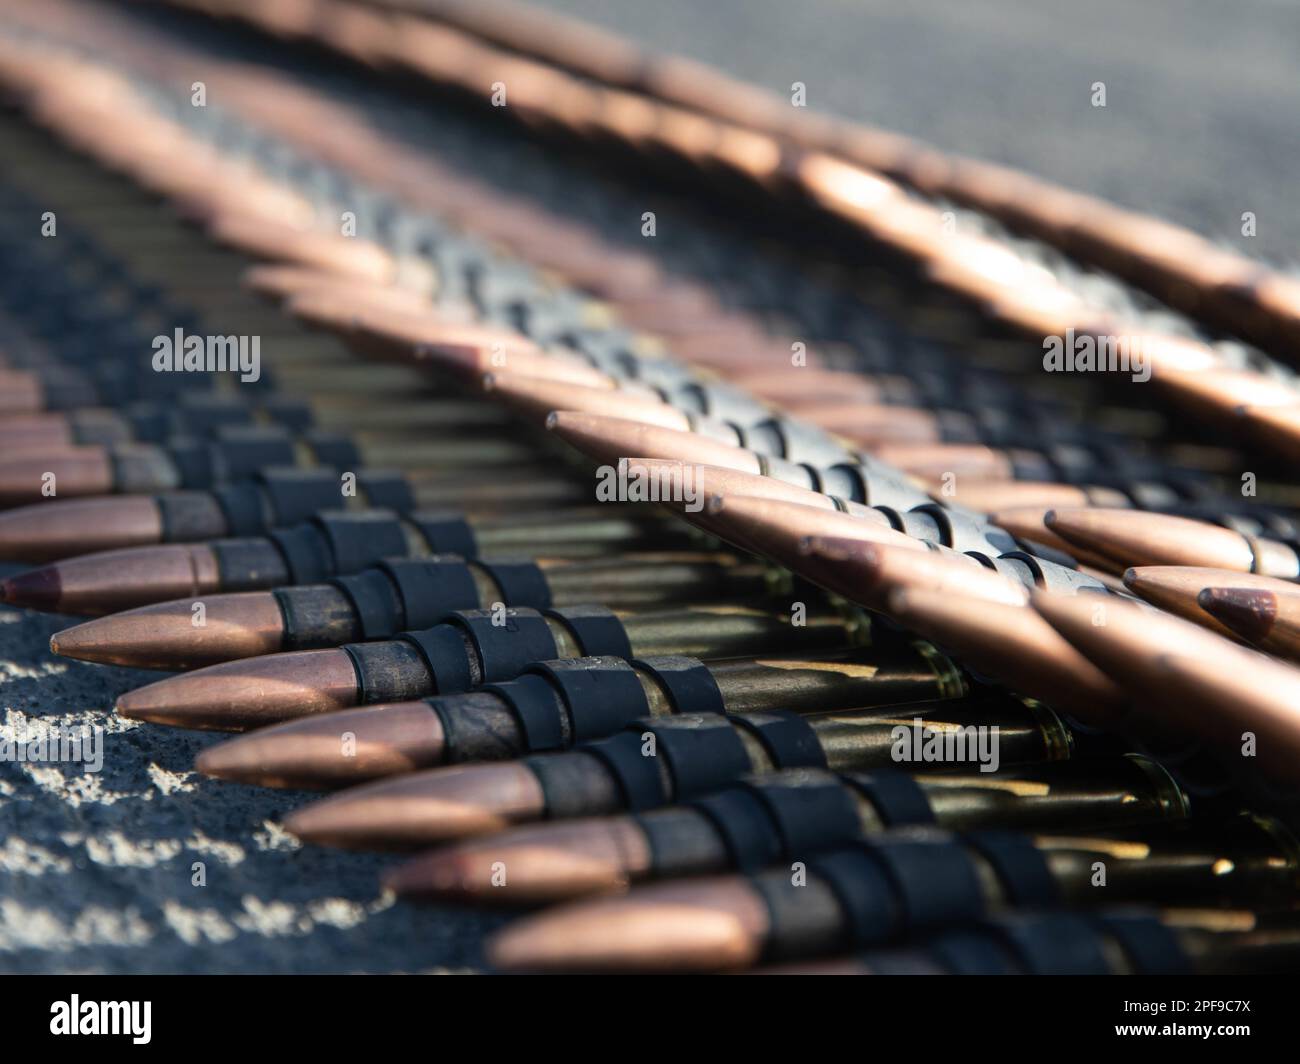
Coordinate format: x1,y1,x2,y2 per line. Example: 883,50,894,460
534,0,1300,262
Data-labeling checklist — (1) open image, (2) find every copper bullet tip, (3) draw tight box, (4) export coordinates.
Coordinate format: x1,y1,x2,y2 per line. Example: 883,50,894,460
888,584,1127,725
0,447,116,505
385,818,650,903
486,877,768,972
1196,587,1276,644
546,411,763,473
485,374,685,430
1117,565,1299,640
0,544,223,615
49,592,286,669
0,495,165,562
1045,508,1265,572
286,762,547,849
1031,586,1300,773
113,649,360,731
698,495,926,571
0,567,64,612
195,702,445,789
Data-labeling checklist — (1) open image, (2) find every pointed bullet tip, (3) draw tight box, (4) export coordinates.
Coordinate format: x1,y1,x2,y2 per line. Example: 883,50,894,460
0,566,63,611
114,693,146,721
114,680,174,725
281,808,312,839
485,927,534,971
193,746,225,779
380,862,422,897
46,618,110,662
1196,586,1277,643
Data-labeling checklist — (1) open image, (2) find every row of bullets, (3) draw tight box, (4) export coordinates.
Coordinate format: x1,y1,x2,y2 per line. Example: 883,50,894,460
1,0,1299,973
304,0,1300,368
133,0,1300,454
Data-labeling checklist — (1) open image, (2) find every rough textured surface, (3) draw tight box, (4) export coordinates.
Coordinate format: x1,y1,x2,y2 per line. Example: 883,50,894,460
533,0,1300,263
0,569,503,973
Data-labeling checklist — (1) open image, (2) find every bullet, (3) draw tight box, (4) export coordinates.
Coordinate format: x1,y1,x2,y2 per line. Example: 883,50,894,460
2,505,692,614
798,536,1029,608
52,552,773,668
196,617,968,778
942,474,1289,526
1044,508,1300,577
621,459,1033,564
1236,403,1300,463
196,626,989,788
241,263,433,310
124,624,955,730
0,315,457,411
697,495,1099,601
485,370,1118,469
1031,589,1300,780
885,587,1130,727
1121,565,1300,642
386,756,1186,904
1153,649,1300,787
0,368,45,413
334,308,615,388
0,465,488,563
0,421,553,508
281,693,1069,844
0,397,279,452
0,387,517,449
481,372,687,430
486,817,1300,971
866,443,1053,481
1197,585,1300,660
991,494,1300,553
790,403,964,447
260,273,447,325
683,493,931,564
728,367,882,406
203,211,398,284
0,365,103,413
547,410,935,510
944,480,1131,512
479,371,766,435
620,458,900,524
1151,366,1300,428
547,418,1127,568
